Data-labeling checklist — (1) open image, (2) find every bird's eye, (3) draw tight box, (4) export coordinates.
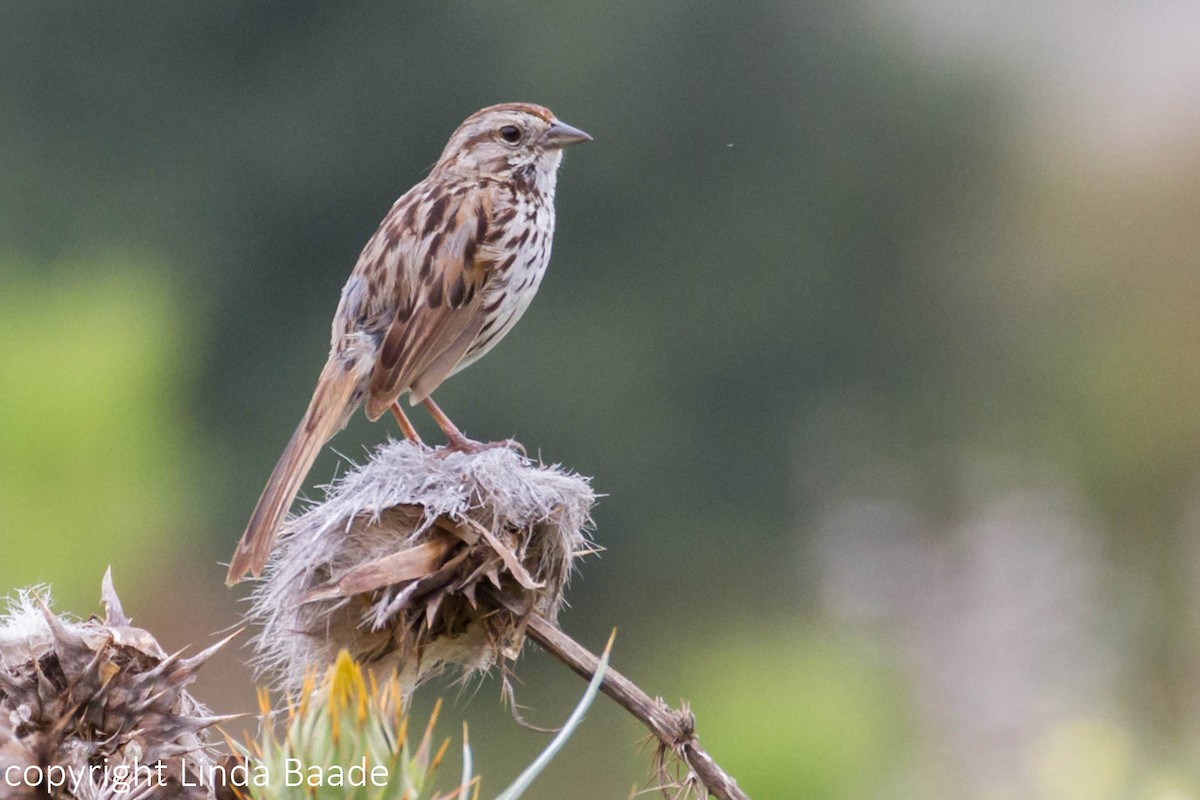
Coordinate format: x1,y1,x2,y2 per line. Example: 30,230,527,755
499,125,522,144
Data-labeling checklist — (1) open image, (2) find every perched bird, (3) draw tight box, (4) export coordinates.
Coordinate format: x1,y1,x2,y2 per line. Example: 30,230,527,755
226,103,591,585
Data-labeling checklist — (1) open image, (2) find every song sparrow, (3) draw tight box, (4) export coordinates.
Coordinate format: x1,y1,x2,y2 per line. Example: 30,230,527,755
226,103,591,584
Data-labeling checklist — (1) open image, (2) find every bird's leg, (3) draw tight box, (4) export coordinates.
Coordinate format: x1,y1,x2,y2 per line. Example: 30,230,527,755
421,396,475,450
390,401,424,445
421,396,526,455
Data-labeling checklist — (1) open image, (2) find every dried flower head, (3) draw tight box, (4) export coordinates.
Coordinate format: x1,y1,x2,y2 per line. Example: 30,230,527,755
246,440,596,693
0,570,230,800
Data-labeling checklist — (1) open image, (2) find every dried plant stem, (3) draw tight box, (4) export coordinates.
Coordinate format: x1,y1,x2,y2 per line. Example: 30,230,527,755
526,615,749,800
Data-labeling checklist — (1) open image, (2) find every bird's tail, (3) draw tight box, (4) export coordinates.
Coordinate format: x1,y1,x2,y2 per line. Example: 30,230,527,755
226,361,359,585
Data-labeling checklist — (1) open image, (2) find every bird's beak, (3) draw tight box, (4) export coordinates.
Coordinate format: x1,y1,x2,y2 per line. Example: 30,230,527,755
542,120,593,148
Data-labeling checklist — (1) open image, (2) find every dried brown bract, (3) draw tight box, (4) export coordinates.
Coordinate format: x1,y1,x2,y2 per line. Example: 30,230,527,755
246,439,596,693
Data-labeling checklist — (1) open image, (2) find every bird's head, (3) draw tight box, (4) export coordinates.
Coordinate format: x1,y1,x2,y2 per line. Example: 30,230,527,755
436,103,591,187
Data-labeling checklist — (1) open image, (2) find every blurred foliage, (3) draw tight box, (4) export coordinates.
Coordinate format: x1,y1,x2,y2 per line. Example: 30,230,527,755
0,258,203,607
1030,718,1132,800
681,625,904,799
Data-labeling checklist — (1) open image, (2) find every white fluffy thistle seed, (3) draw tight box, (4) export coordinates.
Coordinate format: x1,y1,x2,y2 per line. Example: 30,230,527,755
245,439,597,693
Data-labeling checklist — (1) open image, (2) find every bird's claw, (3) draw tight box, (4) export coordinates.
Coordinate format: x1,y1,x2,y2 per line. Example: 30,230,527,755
496,438,527,457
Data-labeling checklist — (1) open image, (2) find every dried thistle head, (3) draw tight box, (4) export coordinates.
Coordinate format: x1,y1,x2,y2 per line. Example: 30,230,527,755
0,570,230,799
234,651,459,800
246,440,596,693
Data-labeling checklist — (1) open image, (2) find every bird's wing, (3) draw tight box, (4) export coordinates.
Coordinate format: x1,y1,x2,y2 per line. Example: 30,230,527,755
362,184,496,419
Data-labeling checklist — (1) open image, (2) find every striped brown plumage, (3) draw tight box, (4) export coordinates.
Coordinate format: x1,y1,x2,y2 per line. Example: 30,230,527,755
226,103,591,584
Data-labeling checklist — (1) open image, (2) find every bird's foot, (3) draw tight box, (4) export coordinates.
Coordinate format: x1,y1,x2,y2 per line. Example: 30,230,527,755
435,434,527,458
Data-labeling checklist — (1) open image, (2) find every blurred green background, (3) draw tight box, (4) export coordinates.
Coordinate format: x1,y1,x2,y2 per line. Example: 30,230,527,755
3,2,1200,797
